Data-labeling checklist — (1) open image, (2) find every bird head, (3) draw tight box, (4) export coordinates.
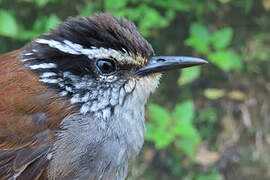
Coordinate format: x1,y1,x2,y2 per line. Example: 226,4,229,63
21,13,206,116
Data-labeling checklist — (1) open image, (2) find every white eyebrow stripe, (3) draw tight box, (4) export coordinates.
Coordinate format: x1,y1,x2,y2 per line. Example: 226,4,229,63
36,39,81,55
29,63,57,69
35,39,134,62
63,40,84,51
40,72,57,78
40,78,59,83
21,57,35,62
24,52,33,56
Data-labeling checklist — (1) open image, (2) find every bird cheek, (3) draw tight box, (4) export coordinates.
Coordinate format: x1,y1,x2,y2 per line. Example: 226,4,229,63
128,73,161,104
139,73,162,94
98,74,118,82
124,79,136,93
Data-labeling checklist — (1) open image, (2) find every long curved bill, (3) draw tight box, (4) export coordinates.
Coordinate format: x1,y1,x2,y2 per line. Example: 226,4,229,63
136,56,207,76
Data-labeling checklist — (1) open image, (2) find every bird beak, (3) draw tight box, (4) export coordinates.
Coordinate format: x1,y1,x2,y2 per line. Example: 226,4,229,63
136,56,208,76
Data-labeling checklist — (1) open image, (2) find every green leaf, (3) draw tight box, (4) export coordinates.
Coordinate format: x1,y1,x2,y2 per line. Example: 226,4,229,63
80,4,95,17
154,128,174,149
197,108,217,123
204,88,225,100
173,120,197,137
45,14,61,32
105,0,127,9
154,0,190,11
208,50,243,71
173,100,194,123
138,6,168,36
196,108,217,138
148,104,170,127
212,28,233,50
172,101,197,137
177,136,200,158
196,169,222,180
258,51,269,61
34,0,56,7
145,123,174,149
15,28,39,40
178,66,201,85
0,10,18,38
218,0,231,3
145,123,156,141
32,15,61,34
185,23,211,54
21,14,61,40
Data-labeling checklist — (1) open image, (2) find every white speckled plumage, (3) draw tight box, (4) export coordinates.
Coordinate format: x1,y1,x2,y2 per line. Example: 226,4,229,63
48,73,161,180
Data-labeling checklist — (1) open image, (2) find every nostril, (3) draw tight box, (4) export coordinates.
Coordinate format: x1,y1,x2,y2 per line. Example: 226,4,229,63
156,58,165,62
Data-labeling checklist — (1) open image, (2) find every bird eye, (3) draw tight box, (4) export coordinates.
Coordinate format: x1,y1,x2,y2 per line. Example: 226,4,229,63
96,59,117,75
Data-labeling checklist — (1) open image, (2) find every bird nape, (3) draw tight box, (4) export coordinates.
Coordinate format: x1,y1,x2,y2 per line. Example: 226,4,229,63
0,13,207,180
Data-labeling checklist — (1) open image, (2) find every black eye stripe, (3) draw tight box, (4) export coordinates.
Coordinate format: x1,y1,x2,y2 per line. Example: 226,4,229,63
96,59,117,75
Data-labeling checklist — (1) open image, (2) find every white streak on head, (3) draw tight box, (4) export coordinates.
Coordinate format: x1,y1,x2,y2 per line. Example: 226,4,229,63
36,39,81,55
21,57,35,62
40,78,59,84
41,72,57,78
85,47,133,63
63,40,83,51
36,39,134,63
29,63,57,70
24,52,33,56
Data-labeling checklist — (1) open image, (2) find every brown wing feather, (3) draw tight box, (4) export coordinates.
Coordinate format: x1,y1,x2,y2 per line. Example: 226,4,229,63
0,130,51,180
0,50,74,179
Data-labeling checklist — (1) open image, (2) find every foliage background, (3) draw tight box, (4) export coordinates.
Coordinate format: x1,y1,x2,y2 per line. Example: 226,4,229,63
1,0,270,179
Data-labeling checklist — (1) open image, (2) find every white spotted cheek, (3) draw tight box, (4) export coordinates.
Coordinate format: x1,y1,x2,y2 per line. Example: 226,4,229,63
119,74,161,106
98,75,118,82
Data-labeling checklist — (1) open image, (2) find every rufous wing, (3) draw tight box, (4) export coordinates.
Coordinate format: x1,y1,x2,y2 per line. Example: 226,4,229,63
0,51,74,180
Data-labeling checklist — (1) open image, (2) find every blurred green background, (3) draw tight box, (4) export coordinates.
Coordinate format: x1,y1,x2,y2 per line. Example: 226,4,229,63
1,0,270,179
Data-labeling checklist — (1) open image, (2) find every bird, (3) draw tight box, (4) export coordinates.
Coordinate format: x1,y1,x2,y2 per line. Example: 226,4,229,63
0,13,207,180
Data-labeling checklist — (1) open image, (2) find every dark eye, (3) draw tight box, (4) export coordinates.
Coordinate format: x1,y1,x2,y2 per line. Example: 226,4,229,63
96,59,117,75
